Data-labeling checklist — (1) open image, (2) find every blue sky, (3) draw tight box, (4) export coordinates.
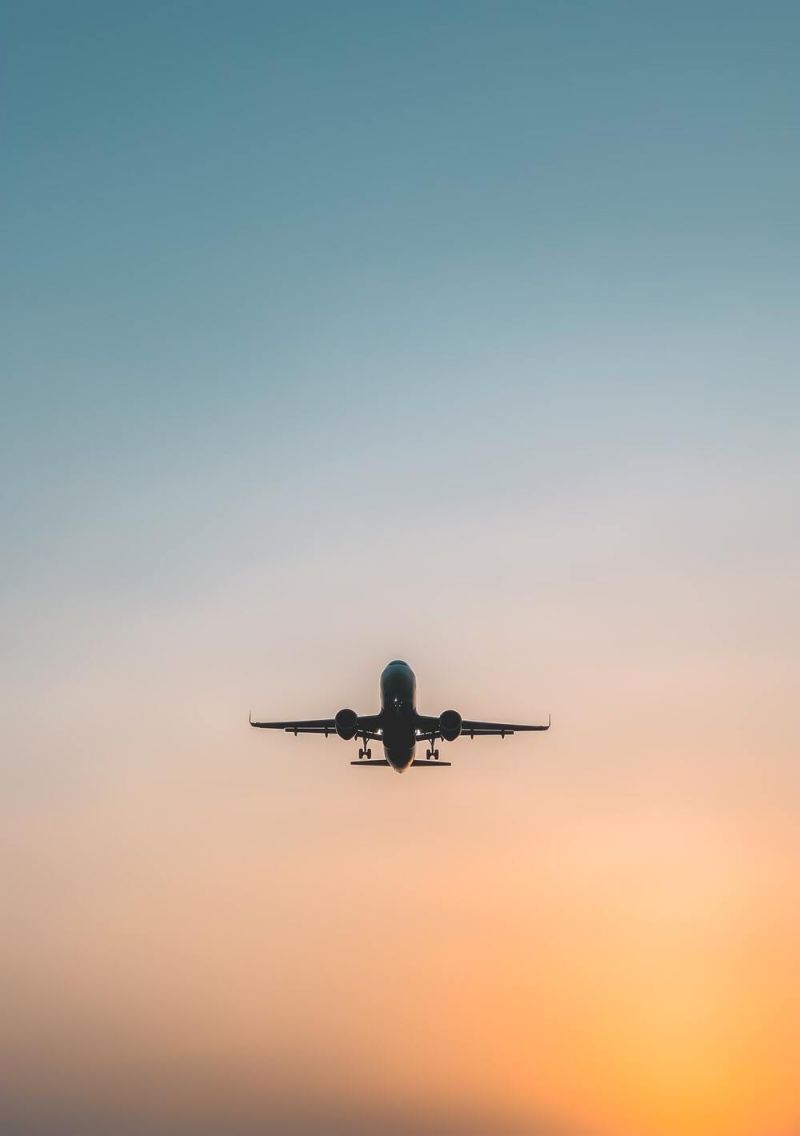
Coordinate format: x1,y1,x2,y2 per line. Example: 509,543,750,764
3,2,798,693
4,3,798,524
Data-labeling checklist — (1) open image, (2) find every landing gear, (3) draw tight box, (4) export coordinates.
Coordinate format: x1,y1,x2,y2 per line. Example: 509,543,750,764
426,743,440,760
358,732,372,760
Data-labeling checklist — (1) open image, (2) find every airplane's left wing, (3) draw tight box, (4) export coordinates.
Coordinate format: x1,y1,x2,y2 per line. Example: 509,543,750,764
249,716,338,735
249,714,382,739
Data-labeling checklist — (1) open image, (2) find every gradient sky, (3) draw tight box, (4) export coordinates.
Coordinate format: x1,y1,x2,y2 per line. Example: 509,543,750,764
2,4,799,1136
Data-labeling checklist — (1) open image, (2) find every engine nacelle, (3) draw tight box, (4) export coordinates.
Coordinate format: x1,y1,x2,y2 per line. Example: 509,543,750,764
335,707,359,741
439,709,462,742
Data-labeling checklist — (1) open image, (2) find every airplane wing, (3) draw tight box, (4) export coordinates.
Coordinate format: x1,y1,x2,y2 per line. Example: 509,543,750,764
249,714,382,739
416,715,550,740
459,716,550,737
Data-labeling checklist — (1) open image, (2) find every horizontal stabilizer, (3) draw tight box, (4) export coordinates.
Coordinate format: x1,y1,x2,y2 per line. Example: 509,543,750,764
349,760,452,768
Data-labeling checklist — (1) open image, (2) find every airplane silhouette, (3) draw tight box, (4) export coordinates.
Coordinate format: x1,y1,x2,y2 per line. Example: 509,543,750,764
249,659,550,773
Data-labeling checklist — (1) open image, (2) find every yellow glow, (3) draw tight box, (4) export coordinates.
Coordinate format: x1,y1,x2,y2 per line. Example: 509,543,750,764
5,577,800,1136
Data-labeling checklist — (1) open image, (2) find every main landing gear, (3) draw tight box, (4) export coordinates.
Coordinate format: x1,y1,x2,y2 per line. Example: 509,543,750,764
358,734,372,760
426,736,440,760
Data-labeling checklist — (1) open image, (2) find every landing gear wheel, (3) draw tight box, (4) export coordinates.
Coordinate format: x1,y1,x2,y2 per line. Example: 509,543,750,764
426,748,440,760
358,747,372,760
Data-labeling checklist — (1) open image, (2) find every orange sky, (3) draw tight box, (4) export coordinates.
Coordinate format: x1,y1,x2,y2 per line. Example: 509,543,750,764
4,588,799,1136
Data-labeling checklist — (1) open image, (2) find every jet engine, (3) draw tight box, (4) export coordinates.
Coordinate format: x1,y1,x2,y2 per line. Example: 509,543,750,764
439,709,462,742
334,707,359,740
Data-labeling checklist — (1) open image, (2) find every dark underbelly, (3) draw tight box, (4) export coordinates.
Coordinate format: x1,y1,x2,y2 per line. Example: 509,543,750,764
381,716,415,768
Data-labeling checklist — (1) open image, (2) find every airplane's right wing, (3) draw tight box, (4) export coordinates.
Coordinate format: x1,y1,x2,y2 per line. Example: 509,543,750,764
416,714,550,741
459,716,551,738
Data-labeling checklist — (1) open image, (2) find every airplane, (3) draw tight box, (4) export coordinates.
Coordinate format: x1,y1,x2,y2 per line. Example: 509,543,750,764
249,659,550,773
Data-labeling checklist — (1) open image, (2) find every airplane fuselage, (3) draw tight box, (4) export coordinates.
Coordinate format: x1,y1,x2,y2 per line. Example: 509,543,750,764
379,659,418,771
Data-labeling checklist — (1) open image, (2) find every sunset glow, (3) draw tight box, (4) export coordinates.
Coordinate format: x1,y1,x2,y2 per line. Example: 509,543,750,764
3,4,799,1135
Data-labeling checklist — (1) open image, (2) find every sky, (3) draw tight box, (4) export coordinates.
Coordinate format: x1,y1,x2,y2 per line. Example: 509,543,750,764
2,3,799,1135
